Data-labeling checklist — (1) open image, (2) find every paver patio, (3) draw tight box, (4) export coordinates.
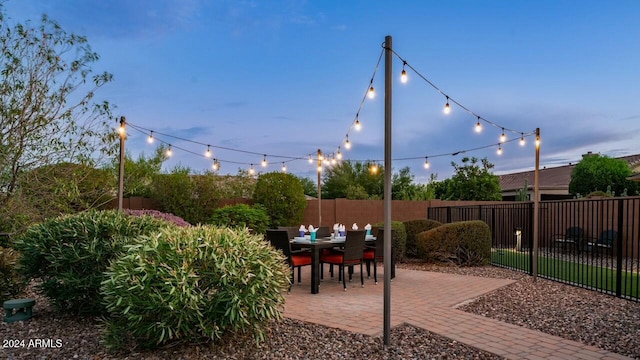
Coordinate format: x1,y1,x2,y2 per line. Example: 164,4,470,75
283,266,631,360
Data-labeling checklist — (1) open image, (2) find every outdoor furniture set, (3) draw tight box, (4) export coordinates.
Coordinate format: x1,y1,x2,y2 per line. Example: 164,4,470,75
553,227,617,255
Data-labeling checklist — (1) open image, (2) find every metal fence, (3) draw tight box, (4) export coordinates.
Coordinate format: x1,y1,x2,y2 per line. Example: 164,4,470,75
428,197,640,301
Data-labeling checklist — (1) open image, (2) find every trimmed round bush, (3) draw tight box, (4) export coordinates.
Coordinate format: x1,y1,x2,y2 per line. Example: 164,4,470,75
252,172,306,227
403,219,443,258
373,221,407,262
416,220,491,266
14,209,169,314
0,246,24,303
101,226,290,350
210,204,269,235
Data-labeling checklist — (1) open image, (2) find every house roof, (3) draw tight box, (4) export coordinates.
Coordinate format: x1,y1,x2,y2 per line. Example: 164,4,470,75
499,152,640,191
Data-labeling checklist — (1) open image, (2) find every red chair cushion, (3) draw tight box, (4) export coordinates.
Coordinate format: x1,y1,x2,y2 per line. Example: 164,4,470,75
363,249,375,260
291,254,312,267
320,253,343,264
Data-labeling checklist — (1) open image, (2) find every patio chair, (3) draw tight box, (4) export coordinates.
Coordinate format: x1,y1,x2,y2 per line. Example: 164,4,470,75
277,226,301,240
586,230,617,256
266,229,312,288
320,230,366,291
363,228,386,284
553,226,584,253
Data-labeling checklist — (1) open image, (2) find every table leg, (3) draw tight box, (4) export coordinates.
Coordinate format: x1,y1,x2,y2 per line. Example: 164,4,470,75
311,246,320,294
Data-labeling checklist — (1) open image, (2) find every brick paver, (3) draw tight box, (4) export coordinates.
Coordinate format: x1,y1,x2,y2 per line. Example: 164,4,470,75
283,266,631,359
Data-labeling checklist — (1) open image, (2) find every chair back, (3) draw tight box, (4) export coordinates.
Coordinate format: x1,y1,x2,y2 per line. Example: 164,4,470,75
315,226,331,238
598,230,617,246
566,227,584,240
343,230,366,265
266,229,293,263
277,226,300,240
373,228,385,260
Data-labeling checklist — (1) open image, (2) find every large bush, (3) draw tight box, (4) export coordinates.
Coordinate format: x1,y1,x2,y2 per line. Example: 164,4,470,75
0,246,24,303
403,219,442,258
373,221,407,262
101,226,290,350
252,172,306,227
14,210,169,314
416,220,491,266
210,204,269,235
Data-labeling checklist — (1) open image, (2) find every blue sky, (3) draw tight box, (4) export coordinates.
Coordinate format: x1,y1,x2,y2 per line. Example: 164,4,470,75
4,0,640,182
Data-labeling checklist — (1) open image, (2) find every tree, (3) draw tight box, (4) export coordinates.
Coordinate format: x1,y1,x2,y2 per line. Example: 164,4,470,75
0,9,115,221
392,166,437,200
440,157,502,201
321,160,384,199
252,172,306,227
569,154,638,197
296,176,318,198
110,145,166,198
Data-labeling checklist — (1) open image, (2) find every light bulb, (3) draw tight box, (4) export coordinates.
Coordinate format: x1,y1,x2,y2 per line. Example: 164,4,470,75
535,136,540,148
520,134,525,146
344,136,351,149
368,86,375,99
261,155,267,167
331,157,337,165
317,165,322,173
370,164,378,174
281,163,286,172
166,146,172,157
249,164,255,175
212,159,219,171
400,69,407,83
205,145,211,158
147,132,154,143
475,119,482,133
354,118,361,131
497,144,502,155
500,129,506,143
443,97,451,114
323,158,330,165
336,148,342,160
118,125,125,136
318,153,324,161
308,156,313,164
424,158,430,169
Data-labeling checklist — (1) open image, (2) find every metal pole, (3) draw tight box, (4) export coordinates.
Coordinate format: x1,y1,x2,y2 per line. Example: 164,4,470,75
532,128,540,280
383,35,392,346
317,149,322,226
117,116,126,211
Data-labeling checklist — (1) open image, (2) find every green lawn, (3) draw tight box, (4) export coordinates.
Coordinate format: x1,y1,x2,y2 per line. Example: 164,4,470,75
491,249,640,298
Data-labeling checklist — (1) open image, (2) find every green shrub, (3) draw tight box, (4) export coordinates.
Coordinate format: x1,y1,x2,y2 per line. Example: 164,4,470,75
0,246,25,303
373,221,407,262
252,172,306,227
210,204,269,235
101,226,290,350
14,210,168,315
403,219,442,258
416,220,491,266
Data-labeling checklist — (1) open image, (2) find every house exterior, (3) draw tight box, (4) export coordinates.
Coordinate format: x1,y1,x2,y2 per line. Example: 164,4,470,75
498,152,640,201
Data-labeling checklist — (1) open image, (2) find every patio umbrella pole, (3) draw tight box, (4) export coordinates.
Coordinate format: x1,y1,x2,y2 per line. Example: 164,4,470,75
383,34,392,347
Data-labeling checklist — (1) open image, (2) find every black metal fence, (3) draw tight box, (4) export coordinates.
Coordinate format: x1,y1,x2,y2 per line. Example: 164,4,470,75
428,197,640,301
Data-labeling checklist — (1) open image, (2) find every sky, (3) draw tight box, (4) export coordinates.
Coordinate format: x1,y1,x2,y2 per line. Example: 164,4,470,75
3,0,640,183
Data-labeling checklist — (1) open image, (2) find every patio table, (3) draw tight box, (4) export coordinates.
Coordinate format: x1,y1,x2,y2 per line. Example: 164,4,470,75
291,236,375,294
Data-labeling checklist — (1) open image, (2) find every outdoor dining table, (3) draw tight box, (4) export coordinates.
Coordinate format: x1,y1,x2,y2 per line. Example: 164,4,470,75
291,235,376,294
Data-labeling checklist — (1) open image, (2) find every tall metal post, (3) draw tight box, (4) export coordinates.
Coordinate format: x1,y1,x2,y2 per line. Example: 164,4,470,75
317,149,322,226
383,35,392,346
117,116,126,211
532,128,540,280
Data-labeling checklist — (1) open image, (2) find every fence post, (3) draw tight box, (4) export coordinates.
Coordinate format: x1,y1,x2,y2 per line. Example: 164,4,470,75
616,199,624,297
446,207,451,224
529,201,534,275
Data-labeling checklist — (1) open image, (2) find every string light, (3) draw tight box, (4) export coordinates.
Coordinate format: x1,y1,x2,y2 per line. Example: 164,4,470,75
331,156,337,165
323,157,330,166
370,164,378,174
166,145,172,157
475,117,482,133
147,131,154,143
535,134,541,148
261,155,267,167
281,162,287,172
400,61,408,83
336,147,342,160
249,164,255,175
308,156,313,164
520,133,525,146
443,96,451,115
368,86,375,99
344,135,351,149
205,145,212,158
423,157,430,169
118,124,126,136
354,117,361,131
317,164,322,173
497,144,502,155
500,128,506,143
211,159,219,171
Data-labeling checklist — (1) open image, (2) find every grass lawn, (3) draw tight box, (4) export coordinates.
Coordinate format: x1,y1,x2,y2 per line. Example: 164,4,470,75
491,248,640,299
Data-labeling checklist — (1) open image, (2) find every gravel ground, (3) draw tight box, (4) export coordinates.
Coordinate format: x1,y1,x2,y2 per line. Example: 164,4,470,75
1,263,638,359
